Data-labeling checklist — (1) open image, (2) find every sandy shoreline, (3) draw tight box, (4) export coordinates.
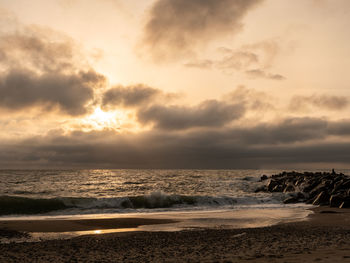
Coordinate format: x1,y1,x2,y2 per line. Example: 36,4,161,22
0,207,311,234
0,217,176,233
1,208,350,262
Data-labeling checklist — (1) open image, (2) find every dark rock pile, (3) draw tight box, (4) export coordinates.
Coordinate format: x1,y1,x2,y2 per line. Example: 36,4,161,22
255,170,350,208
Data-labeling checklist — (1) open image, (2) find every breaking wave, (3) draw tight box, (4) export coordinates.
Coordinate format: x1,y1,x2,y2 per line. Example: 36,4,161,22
0,192,240,215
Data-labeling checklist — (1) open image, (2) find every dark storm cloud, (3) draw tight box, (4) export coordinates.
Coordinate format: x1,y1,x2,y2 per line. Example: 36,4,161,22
1,117,350,168
289,94,349,111
102,84,162,109
142,0,264,61
327,120,350,136
0,17,106,115
230,118,328,145
0,69,104,115
137,100,245,130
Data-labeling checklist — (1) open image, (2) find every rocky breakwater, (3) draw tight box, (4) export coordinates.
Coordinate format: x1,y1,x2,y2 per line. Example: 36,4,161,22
256,171,350,208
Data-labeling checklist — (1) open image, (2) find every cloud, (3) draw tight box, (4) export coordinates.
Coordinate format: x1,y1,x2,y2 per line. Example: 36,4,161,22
137,100,245,130
226,85,275,112
245,69,286,80
240,39,280,67
0,69,104,115
2,117,350,168
185,51,258,71
0,15,106,115
185,40,285,80
184,60,214,69
216,51,259,71
0,25,83,74
231,117,328,145
327,120,350,136
102,84,162,109
289,94,349,112
141,0,264,61
100,85,273,131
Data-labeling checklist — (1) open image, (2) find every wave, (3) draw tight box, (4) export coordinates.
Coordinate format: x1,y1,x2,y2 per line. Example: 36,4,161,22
0,195,67,215
0,192,239,215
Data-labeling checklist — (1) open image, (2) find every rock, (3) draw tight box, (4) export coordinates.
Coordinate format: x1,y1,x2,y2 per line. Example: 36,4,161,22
267,180,278,192
330,194,346,208
295,192,307,202
283,196,299,204
255,170,350,208
337,179,350,191
309,185,328,200
339,198,350,208
272,185,284,192
283,192,305,204
254,186,267,193
260,175,268,181
312,191,330,206
295,178,304,186
283,184,295,193
302,177,323,193
333,180,345,192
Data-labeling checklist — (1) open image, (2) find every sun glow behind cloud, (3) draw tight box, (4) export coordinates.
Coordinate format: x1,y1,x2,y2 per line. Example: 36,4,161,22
0,0,350,168
79,107,126,131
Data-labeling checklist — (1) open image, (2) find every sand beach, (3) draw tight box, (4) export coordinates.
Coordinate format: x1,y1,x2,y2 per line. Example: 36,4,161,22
0,207,350,262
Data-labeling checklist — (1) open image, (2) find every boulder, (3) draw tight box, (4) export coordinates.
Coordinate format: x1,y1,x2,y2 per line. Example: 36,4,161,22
302,179,322,193
337,179,350,191
283,196,299,204
254,186,267,193
283,184,295,193
309,185,328,200
260,175,268,181
256,171,350,208
312,191,330,206
267,180,278,192
272,184,284,192
339,199,350,208
330,194,346,208
283,192,305,204
295,178,304,186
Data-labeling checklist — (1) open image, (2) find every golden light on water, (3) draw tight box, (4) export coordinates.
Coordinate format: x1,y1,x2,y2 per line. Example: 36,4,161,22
94,230,102,234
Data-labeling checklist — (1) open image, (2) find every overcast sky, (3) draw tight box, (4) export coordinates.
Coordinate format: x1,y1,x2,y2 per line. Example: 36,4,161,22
0,0,349,169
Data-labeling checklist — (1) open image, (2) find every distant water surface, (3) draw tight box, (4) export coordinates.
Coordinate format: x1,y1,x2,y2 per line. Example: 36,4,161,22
0,169,347,217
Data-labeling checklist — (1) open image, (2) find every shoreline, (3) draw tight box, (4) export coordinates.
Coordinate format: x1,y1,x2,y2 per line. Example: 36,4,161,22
1,207,350,262
0,206,311,235
0,217,176,233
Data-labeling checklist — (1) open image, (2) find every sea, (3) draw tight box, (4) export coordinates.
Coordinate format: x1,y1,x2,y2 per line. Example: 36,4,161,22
2,169,342,217
1,169,347,242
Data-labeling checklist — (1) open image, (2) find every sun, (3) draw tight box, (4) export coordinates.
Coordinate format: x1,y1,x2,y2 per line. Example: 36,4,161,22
81,107,125,131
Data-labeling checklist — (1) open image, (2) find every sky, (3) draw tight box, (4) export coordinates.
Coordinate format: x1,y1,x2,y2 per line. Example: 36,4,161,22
0,0,349,169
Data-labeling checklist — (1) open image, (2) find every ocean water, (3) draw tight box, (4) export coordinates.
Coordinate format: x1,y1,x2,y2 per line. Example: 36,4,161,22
0,169,345,218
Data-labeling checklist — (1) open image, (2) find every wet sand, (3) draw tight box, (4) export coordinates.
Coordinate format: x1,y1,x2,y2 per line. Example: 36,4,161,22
0,217,176,232
1,208,350,262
